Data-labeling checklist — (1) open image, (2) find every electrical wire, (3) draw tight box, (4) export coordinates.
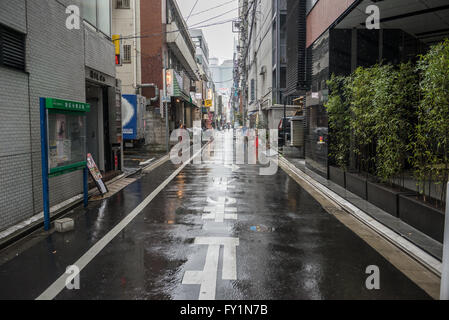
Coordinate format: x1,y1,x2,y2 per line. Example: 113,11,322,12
214,78,234,84
122,1,242,41
174,0,200,42
119,17,238,41
188,6,239,29
190,0,237,17
185,0,201,23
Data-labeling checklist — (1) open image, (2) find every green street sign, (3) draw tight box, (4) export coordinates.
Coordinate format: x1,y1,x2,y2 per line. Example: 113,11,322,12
45,98,90,112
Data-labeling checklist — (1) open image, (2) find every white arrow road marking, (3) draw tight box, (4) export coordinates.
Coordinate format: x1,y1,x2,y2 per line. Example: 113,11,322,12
207,197,236,206
224,164,240,172
182,237,239,300
211,177,233,191
203,197,238,222
183,244,220,301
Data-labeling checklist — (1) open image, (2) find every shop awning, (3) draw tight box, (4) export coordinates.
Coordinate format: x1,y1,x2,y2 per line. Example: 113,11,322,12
185,98,199,109
173,72,191,102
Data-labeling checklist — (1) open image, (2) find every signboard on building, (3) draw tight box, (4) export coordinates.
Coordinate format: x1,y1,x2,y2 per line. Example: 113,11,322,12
205,99,213,108
112,34,122,65
161,96,171,103
166,69,174,96
87,153,108,195
46,98,90,113
86,67,116,87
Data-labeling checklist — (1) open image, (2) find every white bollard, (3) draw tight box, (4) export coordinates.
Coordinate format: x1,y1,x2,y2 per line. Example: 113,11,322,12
440,182,449,300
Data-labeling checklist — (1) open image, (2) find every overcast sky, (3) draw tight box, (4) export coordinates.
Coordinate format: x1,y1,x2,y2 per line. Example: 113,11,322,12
177,0,238,63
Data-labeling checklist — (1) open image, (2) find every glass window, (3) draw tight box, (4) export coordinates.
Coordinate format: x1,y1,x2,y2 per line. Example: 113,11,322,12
280,67,287,89
82,0,97,26
123,44,132,63
82,0,111,36
306,0,318,14
97,0,111,36
250,79,255,102
116,0,130,9
279,0,287,11
48,113,87,172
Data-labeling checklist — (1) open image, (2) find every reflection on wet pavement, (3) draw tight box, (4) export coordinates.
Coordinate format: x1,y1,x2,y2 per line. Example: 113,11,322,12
0,131,431,300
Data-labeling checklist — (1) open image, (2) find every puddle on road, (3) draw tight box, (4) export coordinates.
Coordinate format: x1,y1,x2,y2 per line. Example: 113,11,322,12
250,225,276,233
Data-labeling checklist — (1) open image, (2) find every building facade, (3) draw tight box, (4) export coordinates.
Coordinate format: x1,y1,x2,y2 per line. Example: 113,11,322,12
112,0,201,146
0,0,119,232
303,0,445,177
237,0,299,129
237,0,449,179
210,58,233,125
190,29,217,127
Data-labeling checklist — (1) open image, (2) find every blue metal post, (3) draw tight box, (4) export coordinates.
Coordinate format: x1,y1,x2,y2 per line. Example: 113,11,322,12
83,167,89,208
40,98,51,231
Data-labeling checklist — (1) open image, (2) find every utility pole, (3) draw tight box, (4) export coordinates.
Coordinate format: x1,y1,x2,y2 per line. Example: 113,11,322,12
242,0,257,128
163,68,169,153
283,94,287,148
165,96,169,153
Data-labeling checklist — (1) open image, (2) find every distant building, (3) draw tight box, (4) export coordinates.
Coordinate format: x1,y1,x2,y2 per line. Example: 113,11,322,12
190,29,216,124
237,0,293,129
210,59,233,121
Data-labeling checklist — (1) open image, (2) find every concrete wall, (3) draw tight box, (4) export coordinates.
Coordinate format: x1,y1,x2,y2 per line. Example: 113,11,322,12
145,110,167,146
84,27,116,77
0,0,115,231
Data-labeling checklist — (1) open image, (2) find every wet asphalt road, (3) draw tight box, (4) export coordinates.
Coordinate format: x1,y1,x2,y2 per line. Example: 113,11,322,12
0,131,431,300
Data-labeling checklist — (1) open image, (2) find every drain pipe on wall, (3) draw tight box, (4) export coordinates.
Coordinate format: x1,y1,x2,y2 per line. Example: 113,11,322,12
136,84,159,103
441,182,449,300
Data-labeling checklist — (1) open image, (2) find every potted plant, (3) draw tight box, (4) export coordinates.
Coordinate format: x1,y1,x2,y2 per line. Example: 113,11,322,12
366,63,419,216
401,40,449,242
325,75,351,188
343,66,379,199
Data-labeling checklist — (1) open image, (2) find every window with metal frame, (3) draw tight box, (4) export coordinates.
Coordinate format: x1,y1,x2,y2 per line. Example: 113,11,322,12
116,0,130,9
123,44,132,64
250,79,255,102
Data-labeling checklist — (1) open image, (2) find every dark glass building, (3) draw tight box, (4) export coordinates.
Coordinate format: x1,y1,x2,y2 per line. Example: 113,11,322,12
298,0,448,177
